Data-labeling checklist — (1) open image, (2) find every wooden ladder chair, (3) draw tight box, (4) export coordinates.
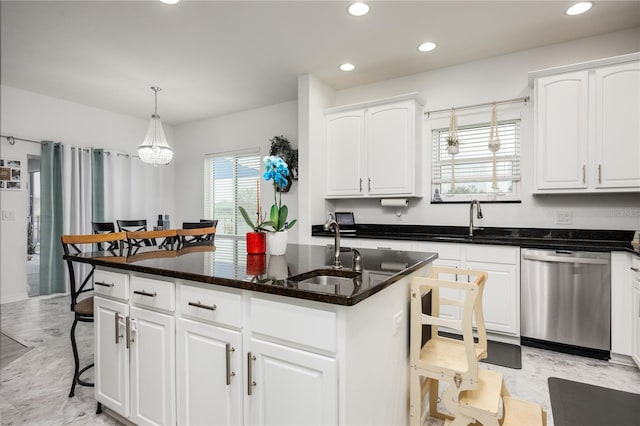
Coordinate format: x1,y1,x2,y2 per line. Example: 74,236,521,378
409,266,547,426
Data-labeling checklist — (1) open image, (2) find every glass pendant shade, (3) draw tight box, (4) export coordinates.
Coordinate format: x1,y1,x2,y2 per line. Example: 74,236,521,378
138,87,173,166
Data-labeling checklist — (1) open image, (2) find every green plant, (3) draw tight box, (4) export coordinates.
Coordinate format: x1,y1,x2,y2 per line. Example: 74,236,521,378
446,136,459,146
269,135,298,176
239,206,272,232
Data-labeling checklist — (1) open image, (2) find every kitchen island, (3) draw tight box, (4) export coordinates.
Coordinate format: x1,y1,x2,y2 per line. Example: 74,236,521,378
66,241,437,426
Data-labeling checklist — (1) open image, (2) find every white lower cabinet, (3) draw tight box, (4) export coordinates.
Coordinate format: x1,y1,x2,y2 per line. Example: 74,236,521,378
176,318,242,426
129,307,175,426
247,338,337,425
632,258,640,368
95,272,176,426
95,296,129,417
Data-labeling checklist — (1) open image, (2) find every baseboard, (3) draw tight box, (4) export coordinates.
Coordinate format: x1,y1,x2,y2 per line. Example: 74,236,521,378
609,353,636,367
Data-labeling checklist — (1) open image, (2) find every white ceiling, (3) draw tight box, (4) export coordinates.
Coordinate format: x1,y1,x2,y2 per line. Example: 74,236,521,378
2,1,639,125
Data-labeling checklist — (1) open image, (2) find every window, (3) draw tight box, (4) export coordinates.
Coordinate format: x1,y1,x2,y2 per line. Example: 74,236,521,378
204,150,261,236
431,118,521,202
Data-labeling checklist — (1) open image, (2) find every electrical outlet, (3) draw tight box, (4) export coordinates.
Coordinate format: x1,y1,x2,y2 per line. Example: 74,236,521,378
555,211,573,225
2,210,15,221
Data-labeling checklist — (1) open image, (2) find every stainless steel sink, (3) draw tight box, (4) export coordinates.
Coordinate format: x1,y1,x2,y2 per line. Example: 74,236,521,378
289,269,361,293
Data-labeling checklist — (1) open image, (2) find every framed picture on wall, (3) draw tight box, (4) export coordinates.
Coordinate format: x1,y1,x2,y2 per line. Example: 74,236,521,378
0,159,21,191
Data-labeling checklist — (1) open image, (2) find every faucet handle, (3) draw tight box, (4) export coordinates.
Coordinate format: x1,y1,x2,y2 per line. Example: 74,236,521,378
352,249,362,273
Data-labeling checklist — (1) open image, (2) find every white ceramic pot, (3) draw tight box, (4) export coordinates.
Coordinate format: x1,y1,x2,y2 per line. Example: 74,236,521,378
267,255,288,281
267,230,288,256
447,144,459,155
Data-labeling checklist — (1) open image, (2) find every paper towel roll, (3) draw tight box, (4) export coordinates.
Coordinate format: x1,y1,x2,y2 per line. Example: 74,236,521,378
380,198,408,207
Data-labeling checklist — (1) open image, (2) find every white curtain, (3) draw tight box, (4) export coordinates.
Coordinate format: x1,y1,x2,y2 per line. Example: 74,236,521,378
103,154,164,228
63,146,93,293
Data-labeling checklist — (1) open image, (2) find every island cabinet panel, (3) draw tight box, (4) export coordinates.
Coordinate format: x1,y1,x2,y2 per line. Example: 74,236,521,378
95,296,130,418
325,94,423,198
176,318,242,426
611,252,634,358
631,256,640,369
532,57,640,193
246,338,338,426
129,306,175,426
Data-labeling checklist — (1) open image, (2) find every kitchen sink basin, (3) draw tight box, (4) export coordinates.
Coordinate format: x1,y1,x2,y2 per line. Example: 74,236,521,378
289,268,359,284
289,269,362,294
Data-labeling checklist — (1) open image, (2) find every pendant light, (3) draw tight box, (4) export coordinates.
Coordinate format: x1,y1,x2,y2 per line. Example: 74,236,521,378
138,86,173,166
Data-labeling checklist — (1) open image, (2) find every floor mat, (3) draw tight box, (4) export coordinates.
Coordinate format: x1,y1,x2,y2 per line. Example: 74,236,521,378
0,332,31,368
439,331,522,369
548,377,640,426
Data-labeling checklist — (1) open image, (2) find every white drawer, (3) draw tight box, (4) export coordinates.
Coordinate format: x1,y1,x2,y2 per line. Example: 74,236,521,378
130,275,175,312
414,242,462,261
466,244,518,265
179,284,242,328
251,297,336,353
94,269,129,300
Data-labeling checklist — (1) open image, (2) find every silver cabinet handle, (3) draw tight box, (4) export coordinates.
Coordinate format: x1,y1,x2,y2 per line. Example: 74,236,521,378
188,301,216,311
95,281,114,287
115,312,121,344
247,352,256,395
125,316,131,349
598,164,602,184
133,290,157,297
368,177,371,192
582,165,586,184
226,343,235,385
631,267,639,272
359,178,362,192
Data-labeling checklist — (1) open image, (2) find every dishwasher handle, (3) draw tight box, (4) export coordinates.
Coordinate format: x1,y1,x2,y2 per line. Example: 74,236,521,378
522,253,609,265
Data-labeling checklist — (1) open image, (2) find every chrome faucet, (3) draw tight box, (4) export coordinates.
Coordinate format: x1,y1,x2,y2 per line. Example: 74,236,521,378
469,199,483,237
352,249,362,273
324,215,342,269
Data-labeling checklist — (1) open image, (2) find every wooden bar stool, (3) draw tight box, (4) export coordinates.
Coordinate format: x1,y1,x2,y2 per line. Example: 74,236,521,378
61,232,126,413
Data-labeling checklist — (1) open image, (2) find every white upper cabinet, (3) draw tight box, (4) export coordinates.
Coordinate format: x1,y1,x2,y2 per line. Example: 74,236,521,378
532,54,640,193
594,62,640,189
325,94,423,198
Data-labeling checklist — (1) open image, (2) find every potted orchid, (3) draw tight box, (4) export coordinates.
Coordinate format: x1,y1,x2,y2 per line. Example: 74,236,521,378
239,205,270,254
262,155,296,255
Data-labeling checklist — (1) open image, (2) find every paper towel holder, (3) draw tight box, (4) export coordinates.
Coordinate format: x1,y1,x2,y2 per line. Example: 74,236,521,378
380,198,409,217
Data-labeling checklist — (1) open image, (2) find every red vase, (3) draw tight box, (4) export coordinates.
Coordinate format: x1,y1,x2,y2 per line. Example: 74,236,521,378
246,232,266,254
246,254,267,276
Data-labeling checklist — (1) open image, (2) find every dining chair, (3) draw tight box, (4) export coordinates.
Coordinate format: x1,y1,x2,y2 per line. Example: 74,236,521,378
92,221,116,250
182,220,218,242
117,219,153,248
177,226,216,245
61,232,126,413
125,229,178,254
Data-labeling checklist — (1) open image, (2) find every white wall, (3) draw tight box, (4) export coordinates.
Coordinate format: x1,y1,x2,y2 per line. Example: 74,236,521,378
0,85,175,303
304,28,640,233
172,101,299,240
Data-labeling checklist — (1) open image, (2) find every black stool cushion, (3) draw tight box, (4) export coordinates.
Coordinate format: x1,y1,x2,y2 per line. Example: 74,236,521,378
74,296,94,316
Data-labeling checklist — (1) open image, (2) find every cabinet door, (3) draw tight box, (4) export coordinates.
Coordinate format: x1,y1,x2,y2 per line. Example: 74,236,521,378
94,296,129,418
367,100,415,195
595,62,640,189
466,261,519,336
633,272,640,368
129,307,175,426
177,318,242,426
325,110,366,197
535,71,589,190
247,338,337,426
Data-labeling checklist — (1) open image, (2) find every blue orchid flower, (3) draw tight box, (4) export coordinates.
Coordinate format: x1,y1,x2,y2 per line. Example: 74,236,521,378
260,155,297,232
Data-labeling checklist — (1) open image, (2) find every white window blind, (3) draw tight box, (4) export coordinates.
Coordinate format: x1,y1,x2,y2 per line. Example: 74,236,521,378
432,119,521,201
204,151,261,235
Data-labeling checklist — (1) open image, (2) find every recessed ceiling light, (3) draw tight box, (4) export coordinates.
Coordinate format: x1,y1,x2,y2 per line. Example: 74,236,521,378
348,2,370,17
566,2,592,15
340,63,356,72
160,0,179,4
418,42,437,52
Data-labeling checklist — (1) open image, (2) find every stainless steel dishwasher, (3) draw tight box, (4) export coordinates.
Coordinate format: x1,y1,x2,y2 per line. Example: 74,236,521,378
521,248,611,359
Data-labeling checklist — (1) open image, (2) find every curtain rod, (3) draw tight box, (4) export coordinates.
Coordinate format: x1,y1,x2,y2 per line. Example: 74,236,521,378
424,96,529,117
0,134,45,145
1,133,138,158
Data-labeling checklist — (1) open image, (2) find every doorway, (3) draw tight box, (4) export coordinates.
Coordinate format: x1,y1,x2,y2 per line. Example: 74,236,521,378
27,155,40,297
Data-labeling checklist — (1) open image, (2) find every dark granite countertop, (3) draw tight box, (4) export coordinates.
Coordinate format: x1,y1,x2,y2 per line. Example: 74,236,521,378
312,224,640,255
65,241,437,306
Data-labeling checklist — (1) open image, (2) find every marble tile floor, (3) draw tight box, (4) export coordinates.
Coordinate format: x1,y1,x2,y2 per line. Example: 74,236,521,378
1,295,639,426
0,295,119,425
